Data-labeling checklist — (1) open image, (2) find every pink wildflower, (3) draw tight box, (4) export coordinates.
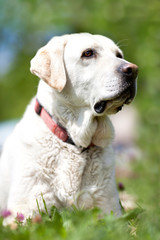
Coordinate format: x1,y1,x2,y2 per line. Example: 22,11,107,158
1,210,12,218
16,212,24,222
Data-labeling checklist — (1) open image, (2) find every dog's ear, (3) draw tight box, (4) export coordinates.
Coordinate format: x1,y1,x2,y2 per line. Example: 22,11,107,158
92,116,114,148
30,36,67,92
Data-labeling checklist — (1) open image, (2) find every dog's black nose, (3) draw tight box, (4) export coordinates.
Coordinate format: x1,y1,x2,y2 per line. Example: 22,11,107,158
121,63,138,80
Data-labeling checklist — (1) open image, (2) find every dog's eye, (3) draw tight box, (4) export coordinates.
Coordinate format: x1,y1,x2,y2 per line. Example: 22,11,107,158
116,52,123,59
82,49,94,58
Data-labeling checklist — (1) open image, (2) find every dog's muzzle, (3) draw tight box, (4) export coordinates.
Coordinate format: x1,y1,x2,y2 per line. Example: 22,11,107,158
94,63,138,114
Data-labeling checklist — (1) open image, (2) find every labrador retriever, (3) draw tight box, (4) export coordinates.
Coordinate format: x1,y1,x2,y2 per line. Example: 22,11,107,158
0,33,138,225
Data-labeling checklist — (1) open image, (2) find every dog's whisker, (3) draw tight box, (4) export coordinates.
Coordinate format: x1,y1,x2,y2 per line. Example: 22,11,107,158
116,39,129,49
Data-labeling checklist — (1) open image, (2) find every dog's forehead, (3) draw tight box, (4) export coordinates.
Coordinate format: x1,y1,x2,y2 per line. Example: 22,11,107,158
65,33,121,56
93,34,120,51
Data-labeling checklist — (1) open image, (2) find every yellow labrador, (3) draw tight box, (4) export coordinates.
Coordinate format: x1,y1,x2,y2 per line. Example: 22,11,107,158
0,33,138,225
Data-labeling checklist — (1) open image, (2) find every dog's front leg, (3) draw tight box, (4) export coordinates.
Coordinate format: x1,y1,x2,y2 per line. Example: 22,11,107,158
2,179,52,225
3,190,36,226
97,175,122,217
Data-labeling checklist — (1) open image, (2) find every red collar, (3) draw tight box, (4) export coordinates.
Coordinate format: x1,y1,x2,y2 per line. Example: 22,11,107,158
35,99,74,144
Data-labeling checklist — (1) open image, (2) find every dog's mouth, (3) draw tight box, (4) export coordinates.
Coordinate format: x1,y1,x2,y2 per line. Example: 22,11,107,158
94,84,136,114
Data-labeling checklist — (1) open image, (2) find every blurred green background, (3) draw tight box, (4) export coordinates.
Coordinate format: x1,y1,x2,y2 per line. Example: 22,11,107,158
0,0,160,236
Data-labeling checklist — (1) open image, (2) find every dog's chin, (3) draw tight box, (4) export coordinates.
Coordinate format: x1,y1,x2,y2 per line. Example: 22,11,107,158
94,86,136,115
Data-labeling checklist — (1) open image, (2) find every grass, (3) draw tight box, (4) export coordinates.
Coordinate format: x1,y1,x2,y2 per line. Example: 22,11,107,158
0,205,145,240
0,184,159,240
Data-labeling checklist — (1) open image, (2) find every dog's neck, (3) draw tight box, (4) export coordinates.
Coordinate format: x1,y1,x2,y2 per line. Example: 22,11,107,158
36,80,114,148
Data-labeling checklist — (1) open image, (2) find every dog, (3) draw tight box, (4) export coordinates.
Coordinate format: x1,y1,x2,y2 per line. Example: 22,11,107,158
0,33,138,225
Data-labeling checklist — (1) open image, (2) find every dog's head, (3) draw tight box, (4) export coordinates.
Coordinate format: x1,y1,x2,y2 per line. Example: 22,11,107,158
30,33,138,116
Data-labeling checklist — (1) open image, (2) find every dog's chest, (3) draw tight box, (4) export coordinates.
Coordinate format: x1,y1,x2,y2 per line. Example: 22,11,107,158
36,134,112,206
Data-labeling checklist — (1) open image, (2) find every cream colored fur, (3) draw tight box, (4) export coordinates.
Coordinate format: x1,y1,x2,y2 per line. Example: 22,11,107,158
0,33,137,225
